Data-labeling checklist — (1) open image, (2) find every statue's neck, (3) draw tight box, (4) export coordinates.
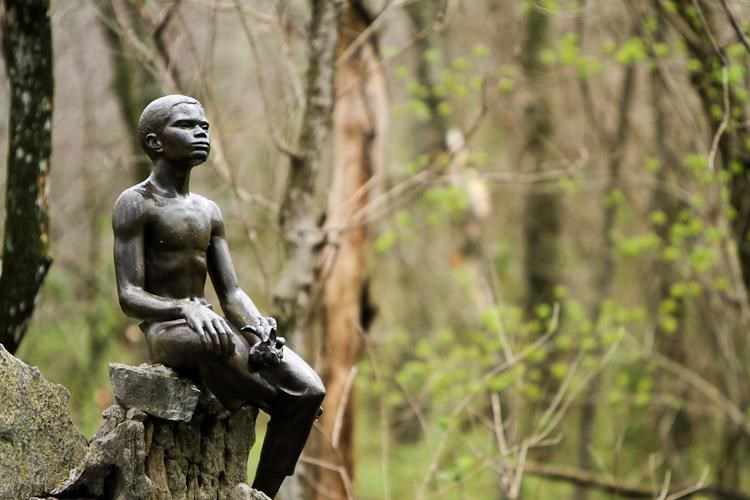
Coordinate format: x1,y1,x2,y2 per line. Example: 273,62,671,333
150,160,192,197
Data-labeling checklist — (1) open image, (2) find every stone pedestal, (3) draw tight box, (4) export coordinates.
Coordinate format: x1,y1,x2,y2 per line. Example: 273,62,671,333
51,363,269,500
0,344,87,500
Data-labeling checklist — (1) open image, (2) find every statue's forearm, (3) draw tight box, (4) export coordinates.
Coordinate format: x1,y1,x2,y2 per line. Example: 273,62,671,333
119,285,188,321
220,288,262,329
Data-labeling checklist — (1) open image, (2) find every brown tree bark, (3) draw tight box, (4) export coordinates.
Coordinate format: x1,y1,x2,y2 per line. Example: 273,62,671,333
0,0,54,354
311,3,385,498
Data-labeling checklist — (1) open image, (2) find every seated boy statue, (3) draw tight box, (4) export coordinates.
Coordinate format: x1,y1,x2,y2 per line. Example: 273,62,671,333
112,94,325,498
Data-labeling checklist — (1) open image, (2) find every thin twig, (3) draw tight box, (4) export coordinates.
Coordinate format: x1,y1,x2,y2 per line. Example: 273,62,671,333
523,462,746,499
298,455,356,500
234,0,302,159
331,366,358,449
707,66,729,171
719,0,750,53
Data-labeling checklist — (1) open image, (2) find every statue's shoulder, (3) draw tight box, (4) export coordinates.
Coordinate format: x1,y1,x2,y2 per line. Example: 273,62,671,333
190,192,222,218
115,182,148,206
112,185,150,231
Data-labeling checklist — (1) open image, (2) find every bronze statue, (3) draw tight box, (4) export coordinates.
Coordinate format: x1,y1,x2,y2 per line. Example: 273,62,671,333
112,95,324,498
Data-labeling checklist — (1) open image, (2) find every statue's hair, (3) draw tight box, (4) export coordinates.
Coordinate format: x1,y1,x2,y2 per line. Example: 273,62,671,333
137,95,203,160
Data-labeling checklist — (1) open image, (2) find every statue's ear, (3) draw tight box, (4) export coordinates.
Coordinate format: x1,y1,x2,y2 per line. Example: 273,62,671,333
145,133,162,155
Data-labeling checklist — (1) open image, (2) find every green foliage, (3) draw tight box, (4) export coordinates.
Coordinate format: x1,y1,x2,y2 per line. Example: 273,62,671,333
616,37,647,65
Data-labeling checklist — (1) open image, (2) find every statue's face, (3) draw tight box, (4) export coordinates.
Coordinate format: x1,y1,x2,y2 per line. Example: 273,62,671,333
158,103,210,166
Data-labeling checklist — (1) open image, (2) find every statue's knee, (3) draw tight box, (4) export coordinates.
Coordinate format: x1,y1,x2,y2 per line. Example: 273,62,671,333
309,379,325,403
305,374,326,402
291,380,324,407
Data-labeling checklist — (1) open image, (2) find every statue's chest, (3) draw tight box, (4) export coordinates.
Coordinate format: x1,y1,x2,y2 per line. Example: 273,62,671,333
146,202,211,251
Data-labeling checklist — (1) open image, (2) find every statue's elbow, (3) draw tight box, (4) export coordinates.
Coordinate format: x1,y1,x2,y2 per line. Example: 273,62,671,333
117,288,139,317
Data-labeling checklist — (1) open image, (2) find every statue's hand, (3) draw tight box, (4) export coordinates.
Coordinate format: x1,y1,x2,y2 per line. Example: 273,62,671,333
180,301,235,357
248,316,277,342
262,316,277,337
241,316,283,370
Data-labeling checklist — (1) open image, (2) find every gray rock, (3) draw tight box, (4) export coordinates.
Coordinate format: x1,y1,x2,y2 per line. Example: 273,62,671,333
126,408,147,422
52,415,152,499
109,363,201,421
231,483,272,500
0,344,87,499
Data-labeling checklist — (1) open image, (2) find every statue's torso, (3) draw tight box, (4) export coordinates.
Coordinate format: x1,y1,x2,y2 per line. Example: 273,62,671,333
134,184,213,300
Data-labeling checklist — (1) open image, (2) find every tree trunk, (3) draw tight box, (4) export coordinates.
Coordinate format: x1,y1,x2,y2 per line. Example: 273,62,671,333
272,0,344,343
660,1,750,490
519,3,561,452
405,0,449,156
98,0,162,182
0,0,54,354
521,3,559,323
312,3,385,499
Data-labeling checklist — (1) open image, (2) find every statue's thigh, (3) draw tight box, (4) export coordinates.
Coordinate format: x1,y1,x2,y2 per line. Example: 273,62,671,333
144,320,206,370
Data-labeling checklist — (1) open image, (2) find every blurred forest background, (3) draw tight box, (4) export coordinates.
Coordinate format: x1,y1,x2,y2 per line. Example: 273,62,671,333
4,0,750,498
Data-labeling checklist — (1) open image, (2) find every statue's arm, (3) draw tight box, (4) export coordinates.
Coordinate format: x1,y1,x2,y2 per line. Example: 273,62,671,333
113,191,235,355
112,189,186,320
206,201,264,331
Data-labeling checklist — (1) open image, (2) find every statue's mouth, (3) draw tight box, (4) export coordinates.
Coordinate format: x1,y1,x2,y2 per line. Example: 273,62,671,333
192,142,210,151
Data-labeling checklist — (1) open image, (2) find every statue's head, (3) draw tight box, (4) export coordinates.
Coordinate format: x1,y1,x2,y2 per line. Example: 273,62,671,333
138,95,210,166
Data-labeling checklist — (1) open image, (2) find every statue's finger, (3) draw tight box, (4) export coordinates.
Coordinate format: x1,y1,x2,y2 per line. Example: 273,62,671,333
225,330,235,355
212,319,229,356
221,320,236,352
204,321,220,354
197,328,209,349
189,320,208,348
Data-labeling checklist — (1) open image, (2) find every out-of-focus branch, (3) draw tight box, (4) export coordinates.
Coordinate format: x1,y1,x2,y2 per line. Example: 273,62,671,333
152,0,182,90
719,0,750,54
523,463,744,499
234,0,302,159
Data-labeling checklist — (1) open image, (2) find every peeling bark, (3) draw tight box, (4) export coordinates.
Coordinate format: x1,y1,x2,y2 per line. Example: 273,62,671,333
0,0,54,354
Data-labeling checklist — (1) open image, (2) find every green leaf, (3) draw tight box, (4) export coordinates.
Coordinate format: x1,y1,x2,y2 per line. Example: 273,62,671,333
601,39,616,55
649,210,667,226
616,37,647,65
374,230,397,254
653,42,670,58
551,362,568,379
423,48,440,64
472,43,489,58
452,57,469,71
728,64,746,85
498,77,515,93
727,42,746,60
